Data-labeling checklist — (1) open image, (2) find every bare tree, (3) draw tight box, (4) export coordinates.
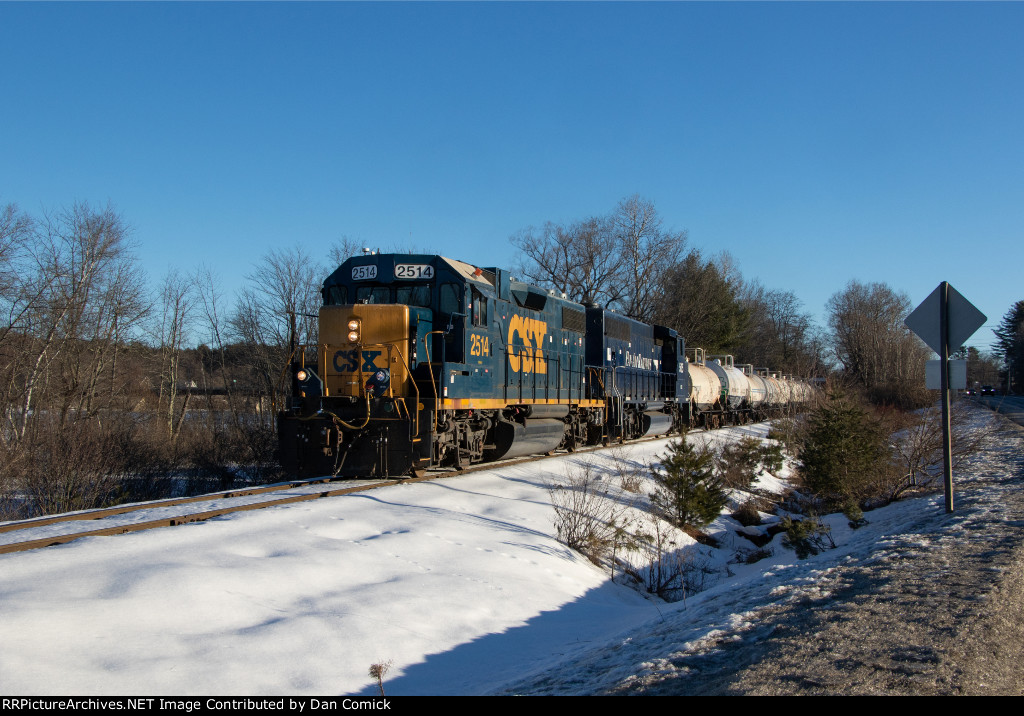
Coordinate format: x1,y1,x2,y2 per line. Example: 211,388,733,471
511,216,622,307
612,195,687,322
826,280,931,406
8,203,145,439
0,202,154,515
0,203,35,332
328,235,365,268
230,246,324,415
737,281,824,376
193,265,242,426
1,204,37,427
511,196,686,319
327,236,438,269
154,269,196,442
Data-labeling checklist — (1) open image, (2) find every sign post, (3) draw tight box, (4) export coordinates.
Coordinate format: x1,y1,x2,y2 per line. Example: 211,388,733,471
904,282,986,513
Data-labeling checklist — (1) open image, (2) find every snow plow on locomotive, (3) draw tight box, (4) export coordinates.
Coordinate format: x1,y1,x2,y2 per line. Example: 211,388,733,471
277,253,814,479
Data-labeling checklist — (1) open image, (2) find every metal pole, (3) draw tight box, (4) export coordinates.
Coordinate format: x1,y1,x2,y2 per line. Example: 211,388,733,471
940,281,954,512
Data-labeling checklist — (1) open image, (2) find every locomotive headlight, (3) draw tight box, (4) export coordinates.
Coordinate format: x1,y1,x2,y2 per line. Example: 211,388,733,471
347,319,360,343
296,369,309,382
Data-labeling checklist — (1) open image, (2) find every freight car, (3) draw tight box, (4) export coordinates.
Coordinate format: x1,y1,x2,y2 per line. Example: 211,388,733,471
277,253,810,478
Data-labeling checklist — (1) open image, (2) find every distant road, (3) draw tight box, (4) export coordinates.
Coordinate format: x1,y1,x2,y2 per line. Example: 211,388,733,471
978,395,1024,428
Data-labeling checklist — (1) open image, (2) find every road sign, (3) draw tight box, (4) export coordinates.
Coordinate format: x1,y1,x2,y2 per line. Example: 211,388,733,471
926,359,966,390
904,283,986,355
904,282,986,515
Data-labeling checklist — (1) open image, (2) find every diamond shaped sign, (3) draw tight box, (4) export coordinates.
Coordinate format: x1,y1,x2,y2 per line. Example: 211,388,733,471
904,283,986,355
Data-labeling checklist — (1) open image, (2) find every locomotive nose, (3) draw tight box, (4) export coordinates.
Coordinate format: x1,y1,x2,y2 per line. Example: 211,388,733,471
319,304,411,398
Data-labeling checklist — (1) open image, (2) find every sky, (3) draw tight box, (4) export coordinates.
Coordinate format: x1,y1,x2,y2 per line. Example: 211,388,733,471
2,1,1021,352
0,408,1013,695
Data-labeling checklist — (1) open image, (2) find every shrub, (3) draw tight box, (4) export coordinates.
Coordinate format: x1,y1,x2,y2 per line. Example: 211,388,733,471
758,441,785,475
798,391,891,510
649,439,727,530
735,545,773,564
605,446,647,494
885,401,998,503
548,461,623,565
731,500,763,527
867,380,933,411
716,437,763,489
368,660,392,697
843,500,868,529
767,417,801,454
629,514,719,601
717,437,787,490
781,516,835,559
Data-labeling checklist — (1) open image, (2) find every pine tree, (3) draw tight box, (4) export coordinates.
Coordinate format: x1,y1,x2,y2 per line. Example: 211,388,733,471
649,440,727,529
994,301,1024,393
799,391,889,509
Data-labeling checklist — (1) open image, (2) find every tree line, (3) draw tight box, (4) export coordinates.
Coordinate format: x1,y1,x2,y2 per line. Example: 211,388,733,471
0,201,332,518
2,197,1017,519
514,195,1023,403
515,195,930,403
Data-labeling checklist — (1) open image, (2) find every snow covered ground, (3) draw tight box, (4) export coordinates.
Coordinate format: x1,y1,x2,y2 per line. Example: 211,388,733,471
0,410,1013,696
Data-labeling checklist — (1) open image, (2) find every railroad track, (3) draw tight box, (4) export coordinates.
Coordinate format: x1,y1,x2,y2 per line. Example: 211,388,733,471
0,431,694,556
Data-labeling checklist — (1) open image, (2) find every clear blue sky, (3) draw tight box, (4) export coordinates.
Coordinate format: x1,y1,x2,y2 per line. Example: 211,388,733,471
2,1,1021,353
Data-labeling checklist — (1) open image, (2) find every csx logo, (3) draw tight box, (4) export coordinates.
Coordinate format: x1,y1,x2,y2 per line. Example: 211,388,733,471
507,315,547,374
333,349,382,373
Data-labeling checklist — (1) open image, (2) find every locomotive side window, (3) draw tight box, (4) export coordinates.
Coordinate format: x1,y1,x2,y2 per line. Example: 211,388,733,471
439,283,461,315
471,288,488,327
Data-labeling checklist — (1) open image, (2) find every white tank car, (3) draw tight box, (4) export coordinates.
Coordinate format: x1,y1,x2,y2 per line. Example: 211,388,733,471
707,354,750,409
759,370,786,407
740,364,767,409
686,348,722,411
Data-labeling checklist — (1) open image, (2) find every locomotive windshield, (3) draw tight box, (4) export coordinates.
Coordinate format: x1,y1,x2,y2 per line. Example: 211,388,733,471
324,282,432,308
394,284,432,307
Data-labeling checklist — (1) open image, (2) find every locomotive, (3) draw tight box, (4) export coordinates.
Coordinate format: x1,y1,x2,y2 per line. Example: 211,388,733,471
277,253,813,478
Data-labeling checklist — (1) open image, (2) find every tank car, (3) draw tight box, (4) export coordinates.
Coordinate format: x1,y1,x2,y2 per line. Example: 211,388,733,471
683,348,722,427
740,364,768,418
706,354,751,420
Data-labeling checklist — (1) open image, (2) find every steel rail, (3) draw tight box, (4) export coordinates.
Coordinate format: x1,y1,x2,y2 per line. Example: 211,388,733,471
0,429,698,556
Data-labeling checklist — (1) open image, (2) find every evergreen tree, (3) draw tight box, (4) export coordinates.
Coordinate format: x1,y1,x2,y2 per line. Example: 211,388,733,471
799,391,890,509
994,301,1024,393
649,440,727,529
653,250,749,353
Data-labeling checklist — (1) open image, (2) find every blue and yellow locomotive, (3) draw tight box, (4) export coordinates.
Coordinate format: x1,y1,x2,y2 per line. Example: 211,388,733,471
277,253,688,478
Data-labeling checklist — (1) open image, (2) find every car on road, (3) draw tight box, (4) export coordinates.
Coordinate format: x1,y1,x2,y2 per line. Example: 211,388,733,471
981,385,997,396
